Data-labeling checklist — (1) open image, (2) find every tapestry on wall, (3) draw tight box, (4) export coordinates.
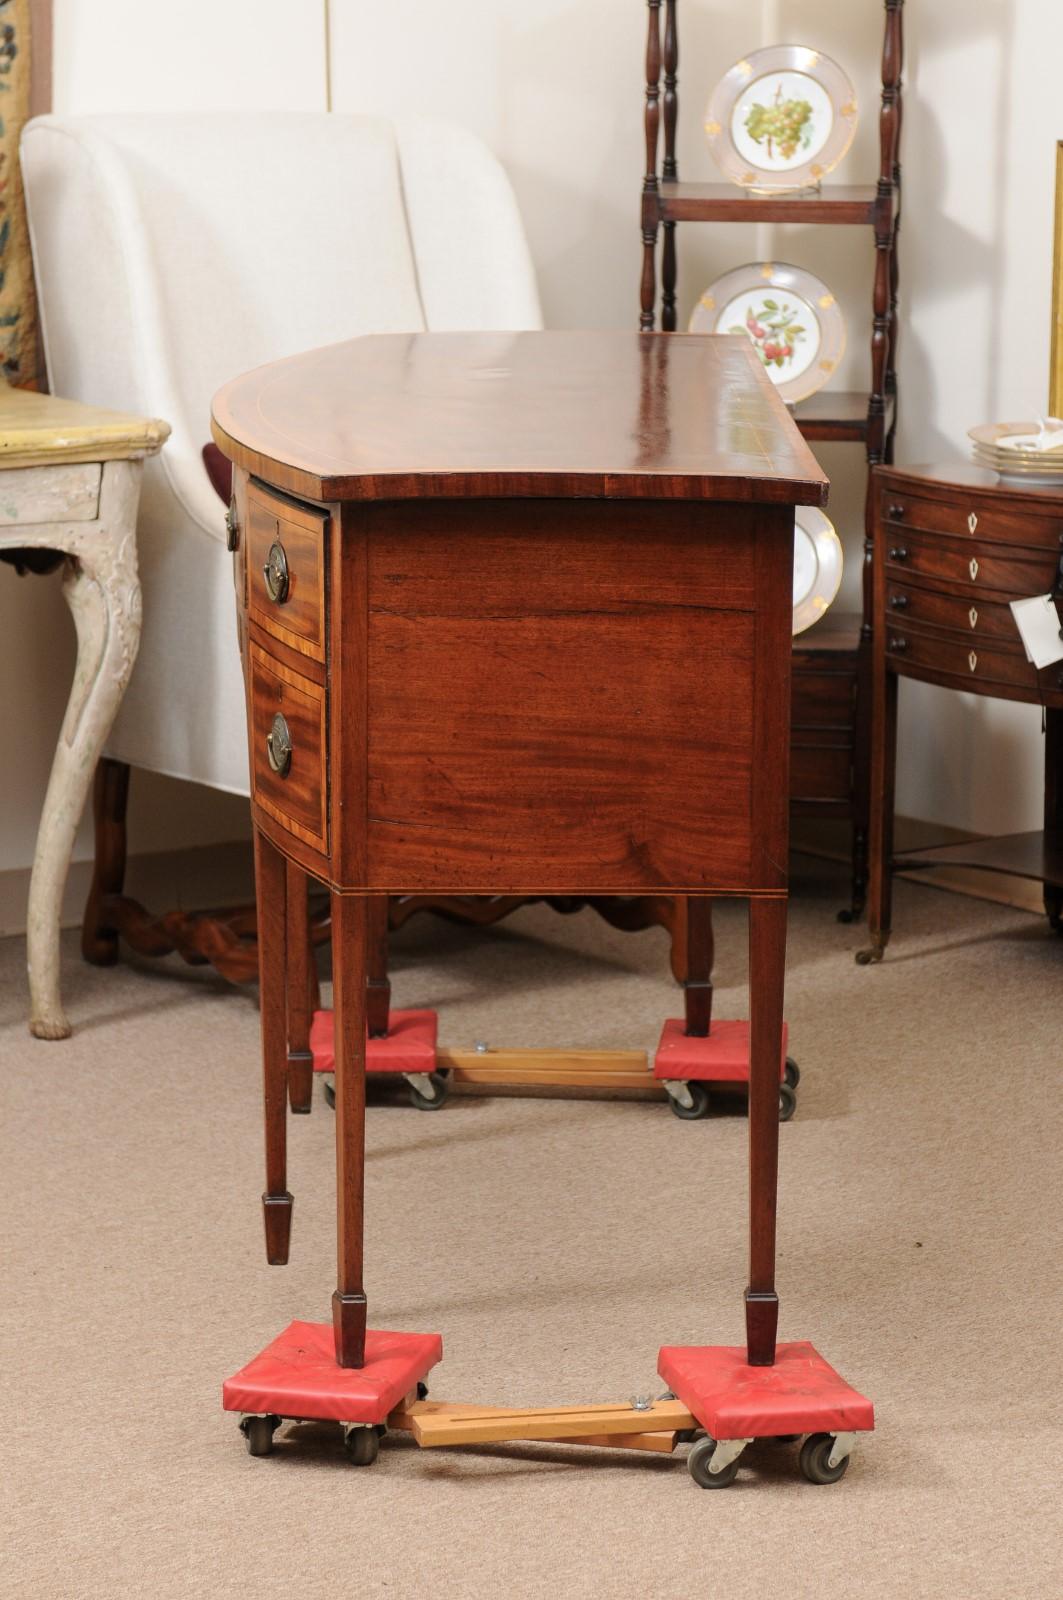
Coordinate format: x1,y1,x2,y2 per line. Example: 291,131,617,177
0,0,40,387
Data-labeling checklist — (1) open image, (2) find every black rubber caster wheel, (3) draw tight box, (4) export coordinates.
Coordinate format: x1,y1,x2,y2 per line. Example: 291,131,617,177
778,1083,797,1122
784,1057,800,1089
687,1435,740,1488
344,1426,380,1466
241,1415,279,1457
668,1082,710,1120
408,1071,451,1111
799,1432,850,1485
323,1076,335,1109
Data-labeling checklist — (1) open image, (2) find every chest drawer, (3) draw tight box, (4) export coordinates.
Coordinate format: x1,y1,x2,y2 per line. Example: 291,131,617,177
884,530,1058,598
880,484,1063,549
885,580,1029,645
885,624,1039,694
247,483,327,662
249,644,327,850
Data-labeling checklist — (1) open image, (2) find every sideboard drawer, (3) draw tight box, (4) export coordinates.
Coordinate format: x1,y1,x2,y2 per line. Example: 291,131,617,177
884,531,1058,597
247,483,327,663
884,581,1028,644
249,644,327,849
885,625,1038,693
880,484,1063,549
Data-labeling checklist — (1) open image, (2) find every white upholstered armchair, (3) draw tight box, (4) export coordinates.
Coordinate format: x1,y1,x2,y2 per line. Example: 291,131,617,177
20,111,542,973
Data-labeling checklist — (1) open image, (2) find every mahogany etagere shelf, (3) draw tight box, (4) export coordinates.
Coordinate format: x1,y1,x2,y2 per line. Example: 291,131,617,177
639,0,904,916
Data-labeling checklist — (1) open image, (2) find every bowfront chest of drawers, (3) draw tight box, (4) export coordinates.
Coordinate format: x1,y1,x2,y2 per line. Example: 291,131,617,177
862,462,1063,960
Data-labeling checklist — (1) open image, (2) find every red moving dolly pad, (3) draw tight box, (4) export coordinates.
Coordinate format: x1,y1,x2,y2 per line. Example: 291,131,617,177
223,1321,443,1425
652,1018,788,1084
310,1008,438,1076
658,1341,874,1440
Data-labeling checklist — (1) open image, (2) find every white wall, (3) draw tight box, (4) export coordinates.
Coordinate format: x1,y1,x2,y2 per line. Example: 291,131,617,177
6,0,1058,887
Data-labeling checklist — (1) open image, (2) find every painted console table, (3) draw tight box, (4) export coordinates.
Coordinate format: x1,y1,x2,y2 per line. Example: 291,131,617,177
0,384,169,1037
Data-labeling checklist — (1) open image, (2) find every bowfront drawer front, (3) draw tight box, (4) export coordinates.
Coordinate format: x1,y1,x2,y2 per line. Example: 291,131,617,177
249,643,327,849
885,581,1025,644
884,530,1058,598
885,625,1038,694
246,483,327,662
880,484,1063,550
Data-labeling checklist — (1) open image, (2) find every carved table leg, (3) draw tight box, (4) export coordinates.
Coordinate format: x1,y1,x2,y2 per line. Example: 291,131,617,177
285,860,314,1114
332,890,369,1367
25,461,142,1038
254,828,292,1264
745,896,787,1366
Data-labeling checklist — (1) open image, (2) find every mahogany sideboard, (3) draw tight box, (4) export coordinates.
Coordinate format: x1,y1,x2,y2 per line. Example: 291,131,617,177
212,330,827,1374
861,462,1063,961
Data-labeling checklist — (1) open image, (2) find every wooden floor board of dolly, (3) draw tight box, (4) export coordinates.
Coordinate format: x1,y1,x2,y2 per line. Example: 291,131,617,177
438,1046,666,1095
388,1398,693,1450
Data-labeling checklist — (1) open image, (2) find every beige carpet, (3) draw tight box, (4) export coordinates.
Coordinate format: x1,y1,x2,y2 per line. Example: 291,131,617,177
3,858,1061,1600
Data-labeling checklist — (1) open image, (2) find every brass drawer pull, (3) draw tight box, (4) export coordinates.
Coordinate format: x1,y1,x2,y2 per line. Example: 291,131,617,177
888,546,908,562
225,496,239,553
889,594,909,610
266,712,292,776
263,541,290,603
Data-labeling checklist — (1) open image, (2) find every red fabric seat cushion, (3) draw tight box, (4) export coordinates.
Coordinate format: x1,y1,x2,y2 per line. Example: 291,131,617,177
309,1007,438,1075
223,1320,443,1424
658,1341,874,1439
653,1017,788,1083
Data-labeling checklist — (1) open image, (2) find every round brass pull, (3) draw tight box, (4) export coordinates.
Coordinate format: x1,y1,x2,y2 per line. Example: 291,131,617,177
263,541,290,603
888,546,908,562
266,712,292,776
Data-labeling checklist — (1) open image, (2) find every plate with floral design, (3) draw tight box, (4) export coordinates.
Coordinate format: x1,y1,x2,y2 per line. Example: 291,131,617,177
792,508,843,635
689,262,846,405
705,45,858,194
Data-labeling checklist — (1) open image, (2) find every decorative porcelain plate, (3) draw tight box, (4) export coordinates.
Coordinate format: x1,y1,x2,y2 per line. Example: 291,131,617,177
969,421,1063,486
689,262,846,405
792,508,843,635
705,46,858,194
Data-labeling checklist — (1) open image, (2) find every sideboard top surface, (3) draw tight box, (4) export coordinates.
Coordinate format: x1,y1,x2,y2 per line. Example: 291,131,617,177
212,330,828,508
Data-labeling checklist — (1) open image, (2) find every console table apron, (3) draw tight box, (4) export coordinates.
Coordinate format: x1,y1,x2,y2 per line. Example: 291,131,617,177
212,333,871,1479
0,386,169,1038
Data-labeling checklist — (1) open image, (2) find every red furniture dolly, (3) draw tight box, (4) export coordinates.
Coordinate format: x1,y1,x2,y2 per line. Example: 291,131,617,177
214,331,872,1489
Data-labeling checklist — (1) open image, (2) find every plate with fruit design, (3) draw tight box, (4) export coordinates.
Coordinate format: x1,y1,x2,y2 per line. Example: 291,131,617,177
705,45,858,194
689,261,846,405
792,508,843,635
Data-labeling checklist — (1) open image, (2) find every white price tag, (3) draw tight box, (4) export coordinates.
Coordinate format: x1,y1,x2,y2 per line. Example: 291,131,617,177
1009,595,1063,670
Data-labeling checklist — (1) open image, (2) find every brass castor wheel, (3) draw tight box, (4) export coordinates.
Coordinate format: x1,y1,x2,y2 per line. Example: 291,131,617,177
408,1071,451,1111
799,1432,850,1485
241,1414,280,1457
344,1425,381,1466
784,1057,800,1089
668,1082,711,1120
687,1435,740,1489
778,1083,797,1122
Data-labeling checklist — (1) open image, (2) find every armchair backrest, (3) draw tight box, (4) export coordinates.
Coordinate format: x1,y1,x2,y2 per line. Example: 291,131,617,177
21,112,542,533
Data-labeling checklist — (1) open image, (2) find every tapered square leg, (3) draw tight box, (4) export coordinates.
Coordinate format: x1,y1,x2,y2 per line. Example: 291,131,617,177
746,896,787,1365
331,891,370,1367
253,828,292,1265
